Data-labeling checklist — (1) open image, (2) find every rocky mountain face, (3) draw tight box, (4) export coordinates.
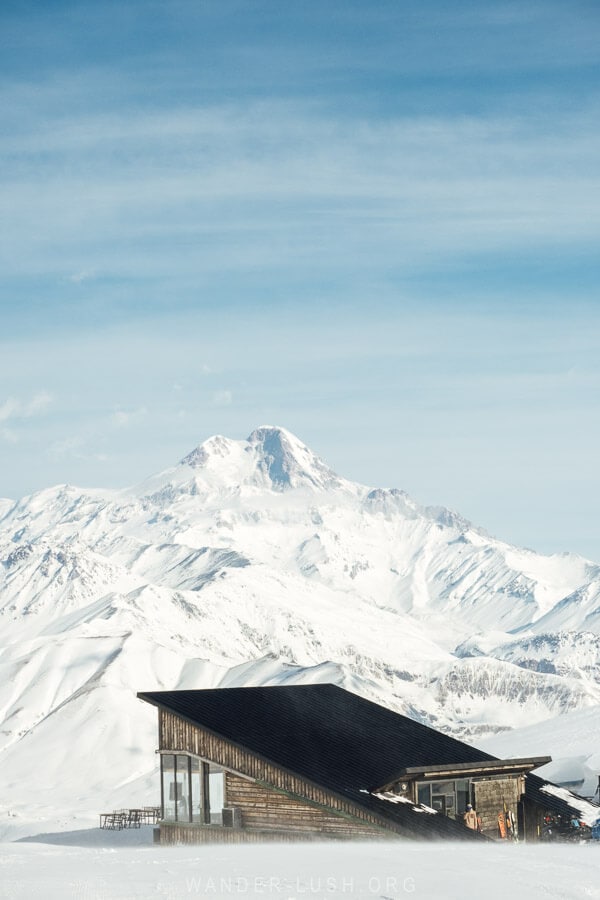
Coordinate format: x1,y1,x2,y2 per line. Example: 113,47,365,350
1,426,599,833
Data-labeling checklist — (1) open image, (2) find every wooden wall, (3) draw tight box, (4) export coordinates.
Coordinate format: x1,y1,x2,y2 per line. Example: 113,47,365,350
225,773,384,838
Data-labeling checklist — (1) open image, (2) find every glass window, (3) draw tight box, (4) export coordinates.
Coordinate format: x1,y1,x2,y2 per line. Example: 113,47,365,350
456,779,470,815
162,756,230,826
417,783,431,806
191,758,203,823
161,754,176,821
431,780,454,795
209,771,225,825
176,755,191,823
431,794,446,813
422,778,472,819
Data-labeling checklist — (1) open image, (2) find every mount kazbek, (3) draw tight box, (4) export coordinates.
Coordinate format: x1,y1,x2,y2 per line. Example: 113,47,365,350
1,426,599,833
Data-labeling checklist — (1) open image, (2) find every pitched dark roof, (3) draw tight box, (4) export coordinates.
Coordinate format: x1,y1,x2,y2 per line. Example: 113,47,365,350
139,683,496,840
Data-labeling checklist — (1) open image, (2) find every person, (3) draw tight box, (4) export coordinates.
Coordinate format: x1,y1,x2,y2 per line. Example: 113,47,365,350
464,803,478,830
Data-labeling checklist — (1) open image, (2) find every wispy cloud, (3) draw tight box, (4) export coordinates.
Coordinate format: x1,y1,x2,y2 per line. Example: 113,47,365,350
0,427,19,444
111,406,147,427
212,390,233,407
66,269,96,284
0,398,20,423
48,435,109,463
0,392,53,423
2,101,599,291
26,391,53,415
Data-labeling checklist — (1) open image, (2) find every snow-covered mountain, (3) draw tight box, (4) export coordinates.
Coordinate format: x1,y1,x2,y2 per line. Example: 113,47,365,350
1,425,599,836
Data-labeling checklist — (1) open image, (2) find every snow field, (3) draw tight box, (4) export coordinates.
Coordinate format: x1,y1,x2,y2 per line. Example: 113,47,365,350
1,838,600,900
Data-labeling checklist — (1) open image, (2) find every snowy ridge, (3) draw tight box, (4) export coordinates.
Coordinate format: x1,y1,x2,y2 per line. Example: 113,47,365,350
1,425,599,836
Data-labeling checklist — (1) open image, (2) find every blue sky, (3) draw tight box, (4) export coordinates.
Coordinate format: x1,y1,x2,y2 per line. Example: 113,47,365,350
1,0,600,558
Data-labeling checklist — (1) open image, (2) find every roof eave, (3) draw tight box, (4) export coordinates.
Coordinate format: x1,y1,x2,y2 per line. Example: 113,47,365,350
374,756,553,791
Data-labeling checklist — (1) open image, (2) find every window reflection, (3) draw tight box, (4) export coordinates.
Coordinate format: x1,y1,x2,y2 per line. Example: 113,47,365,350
160,755,226,825
161,754,176,821
209,770,224,825
416,778,472,818
176,755,191,822
191,757,203,823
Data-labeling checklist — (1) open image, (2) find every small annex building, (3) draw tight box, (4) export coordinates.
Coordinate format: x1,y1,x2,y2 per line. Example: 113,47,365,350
138,683,596,844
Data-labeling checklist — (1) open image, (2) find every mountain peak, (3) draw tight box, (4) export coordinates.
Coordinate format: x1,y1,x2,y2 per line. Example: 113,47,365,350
176,426,344,493
246,426,341,491
247,424,296,444
180,434,236,469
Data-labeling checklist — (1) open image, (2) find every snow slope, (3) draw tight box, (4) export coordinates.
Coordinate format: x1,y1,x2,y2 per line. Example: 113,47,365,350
1,426,599,835
479,704,600,798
